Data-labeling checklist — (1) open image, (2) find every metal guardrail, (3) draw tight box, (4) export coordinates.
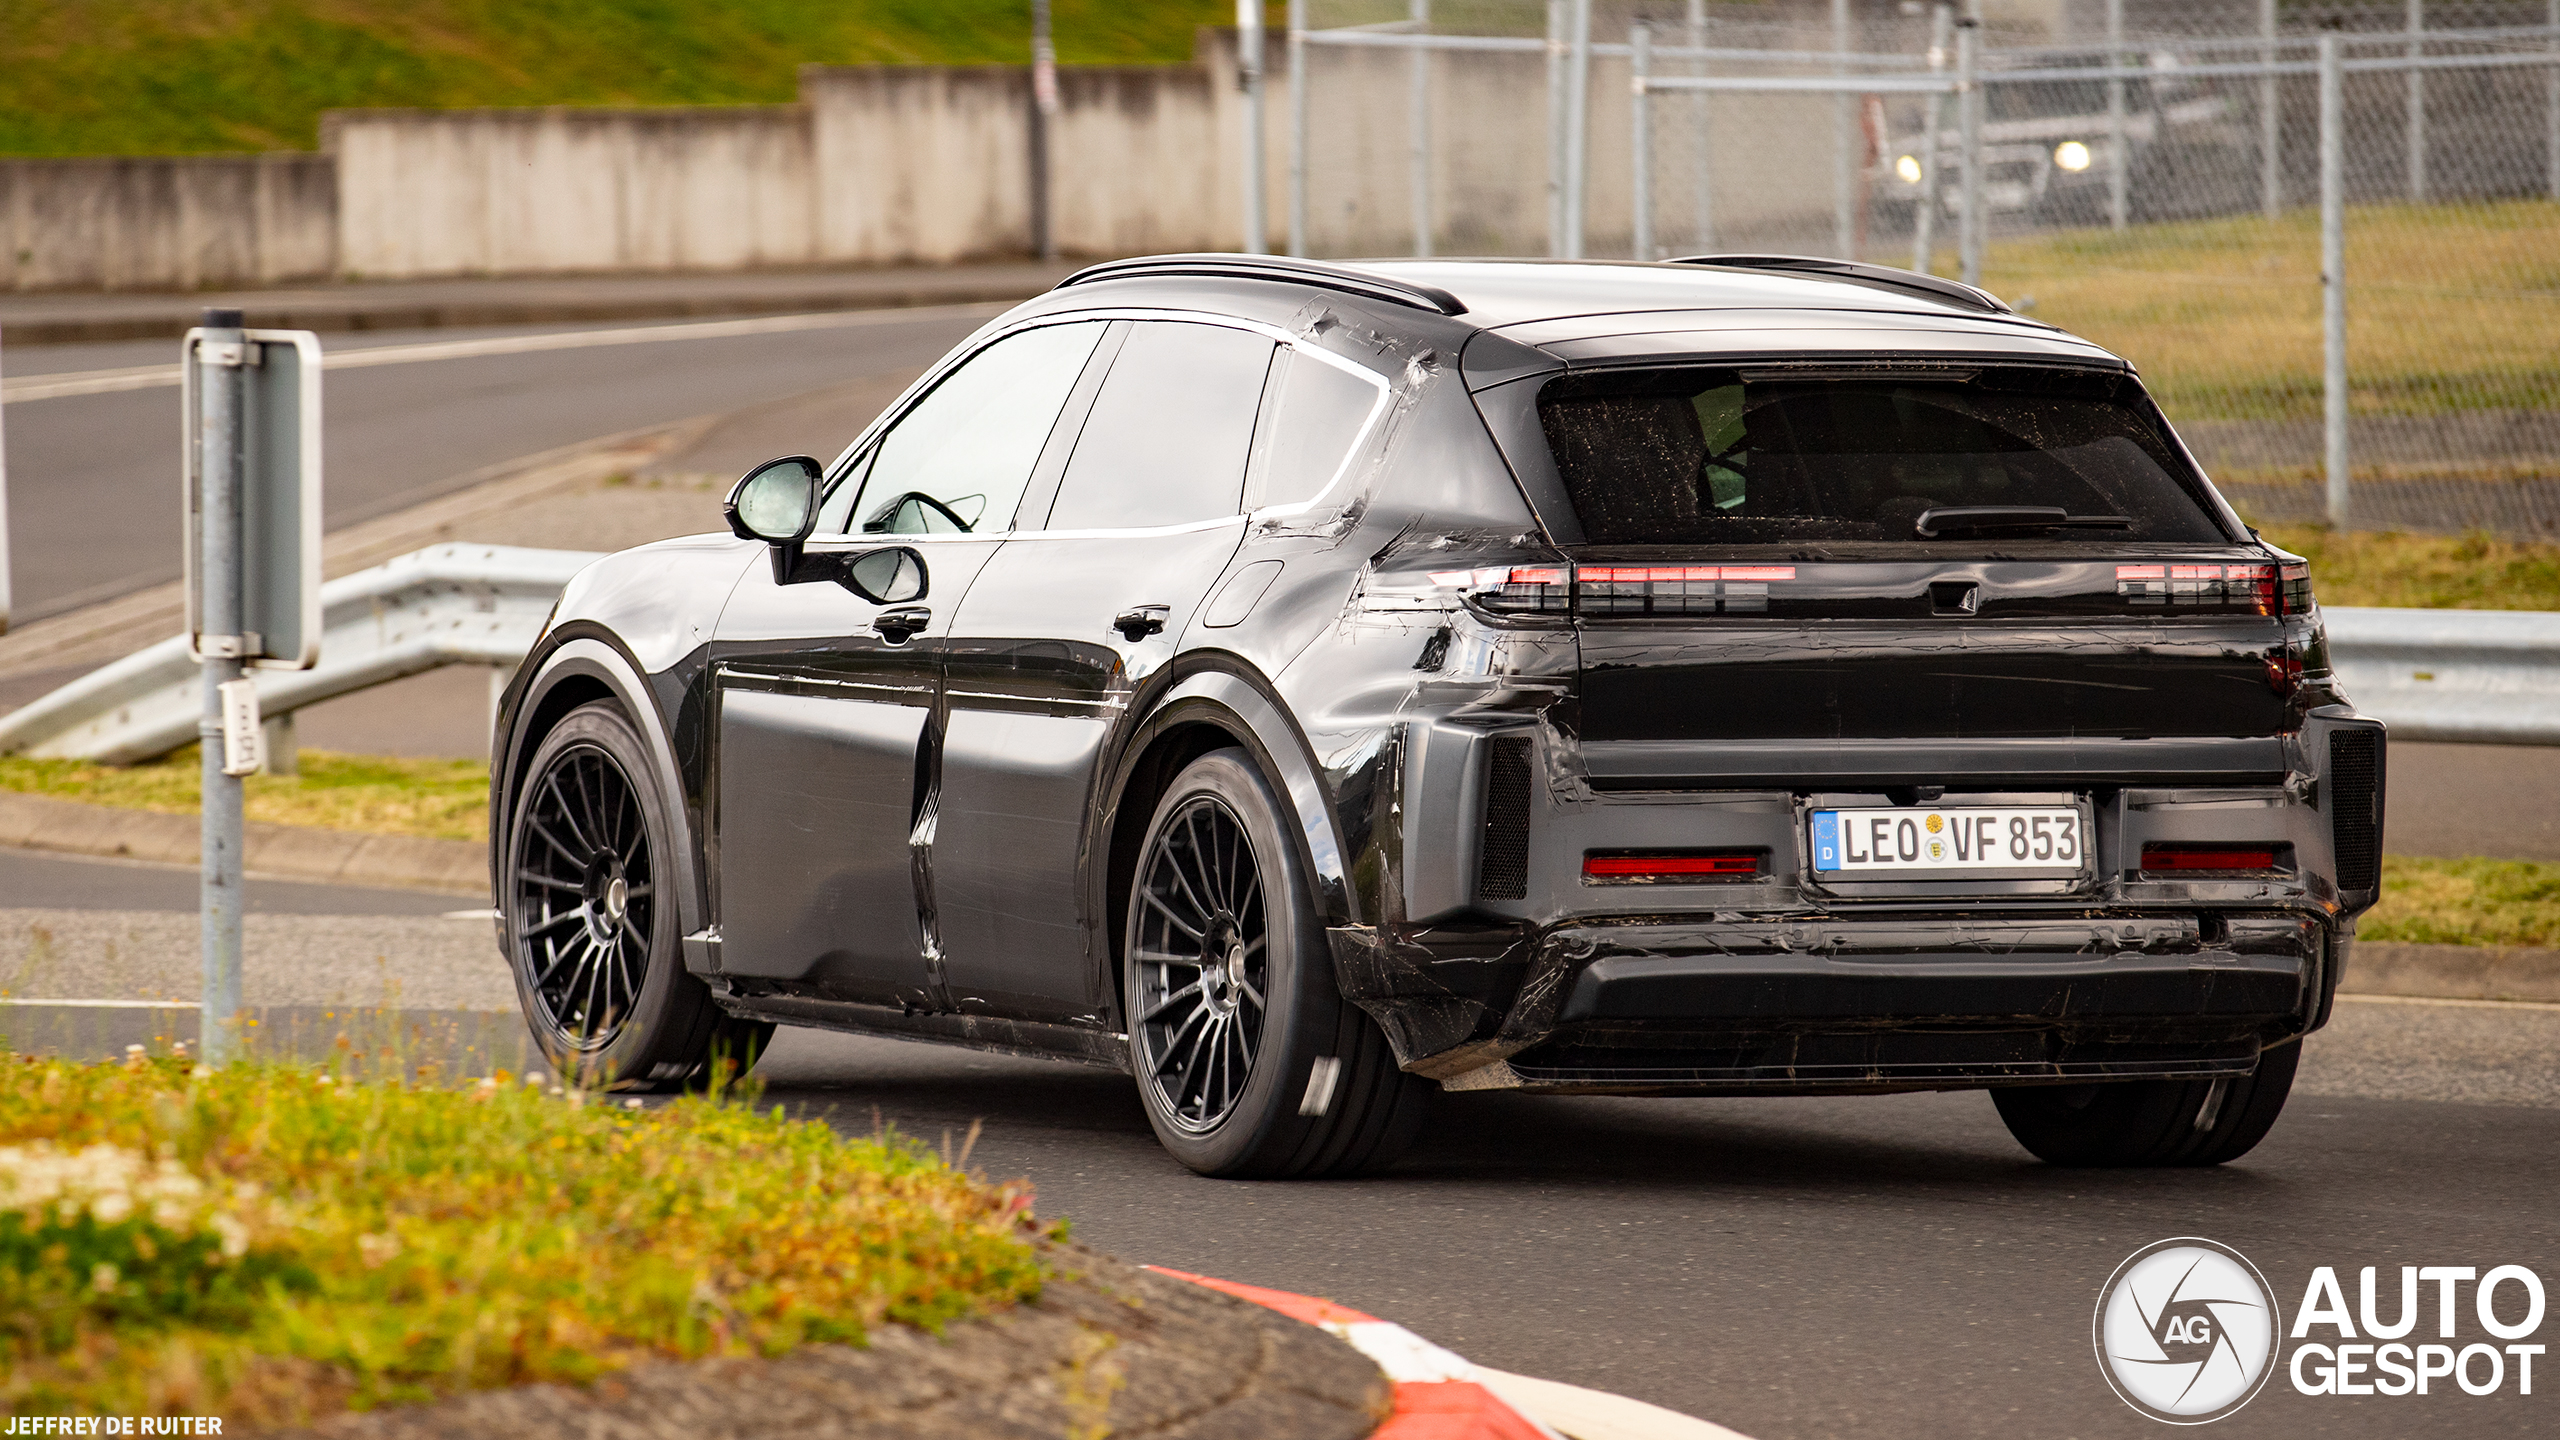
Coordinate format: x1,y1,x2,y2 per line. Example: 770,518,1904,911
2325,607,2560,747
0,561,2543,761
0,544,599,764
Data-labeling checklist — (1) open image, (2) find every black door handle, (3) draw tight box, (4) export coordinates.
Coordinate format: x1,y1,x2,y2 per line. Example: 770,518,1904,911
873,606,931,644
1113,604,1171,642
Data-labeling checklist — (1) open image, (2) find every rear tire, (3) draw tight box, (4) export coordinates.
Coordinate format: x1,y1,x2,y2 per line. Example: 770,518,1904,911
505,701,772,1092
1124,748,1433,1178
1991,1041,2300,1167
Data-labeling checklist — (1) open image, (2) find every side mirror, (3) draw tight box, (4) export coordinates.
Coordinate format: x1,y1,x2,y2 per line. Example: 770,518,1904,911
724,456,823,545
844,548,928,605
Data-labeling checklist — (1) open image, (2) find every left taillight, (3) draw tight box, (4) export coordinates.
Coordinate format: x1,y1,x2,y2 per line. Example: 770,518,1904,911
1583,850,1767,883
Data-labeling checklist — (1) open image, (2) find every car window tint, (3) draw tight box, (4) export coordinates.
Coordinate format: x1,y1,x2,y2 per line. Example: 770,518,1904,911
837,320,1106,535
1539,366,2228,544
1258,347,1387,511
1047,321,1276,531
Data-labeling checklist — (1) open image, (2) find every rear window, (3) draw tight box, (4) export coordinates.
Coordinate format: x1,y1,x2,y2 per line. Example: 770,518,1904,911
1537,366,2229,545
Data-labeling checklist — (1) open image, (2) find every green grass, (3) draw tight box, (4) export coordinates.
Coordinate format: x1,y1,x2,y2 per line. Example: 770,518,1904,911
2253,526,2560,610
1977,200,2560,423
0,746,489,843
0,1050,1048,1423
2364,855,2560,949
0,0,1255,156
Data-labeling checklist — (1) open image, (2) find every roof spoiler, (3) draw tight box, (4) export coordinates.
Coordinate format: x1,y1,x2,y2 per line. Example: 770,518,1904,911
1665,254,2011,315
1055,254,1469,317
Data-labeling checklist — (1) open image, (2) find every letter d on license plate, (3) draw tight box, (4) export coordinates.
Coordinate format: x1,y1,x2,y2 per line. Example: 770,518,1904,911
1811,807,2083,875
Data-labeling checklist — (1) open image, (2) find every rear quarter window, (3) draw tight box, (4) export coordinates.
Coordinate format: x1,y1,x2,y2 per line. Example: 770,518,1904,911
1537,366,2231,545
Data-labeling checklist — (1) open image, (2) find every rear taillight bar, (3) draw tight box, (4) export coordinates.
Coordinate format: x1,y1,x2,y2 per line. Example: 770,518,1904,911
1583,850,1767,883
2117,562,2313,615
2139,843,2283,873
1436,565,1799,616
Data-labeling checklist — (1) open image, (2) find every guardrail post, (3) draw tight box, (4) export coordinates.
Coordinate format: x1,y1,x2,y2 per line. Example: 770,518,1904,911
1410,0,1433,258
1239,0,1268,255
1957,14,1983,288
1289,0,1310,257
1631,21,1653,260
2321,29,2350,531
196,308,247,1064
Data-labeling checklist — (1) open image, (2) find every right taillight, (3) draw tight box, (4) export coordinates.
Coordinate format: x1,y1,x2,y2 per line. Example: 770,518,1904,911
2140,843,2282,873
1583,850,1766,883
2280,561,2314,614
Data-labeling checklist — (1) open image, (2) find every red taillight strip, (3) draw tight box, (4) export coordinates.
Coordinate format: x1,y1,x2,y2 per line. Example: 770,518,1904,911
1583,851,1764,880
2139,843,2281,872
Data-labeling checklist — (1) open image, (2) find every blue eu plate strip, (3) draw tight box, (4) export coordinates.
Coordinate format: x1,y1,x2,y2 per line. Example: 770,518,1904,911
1812,811,1840,872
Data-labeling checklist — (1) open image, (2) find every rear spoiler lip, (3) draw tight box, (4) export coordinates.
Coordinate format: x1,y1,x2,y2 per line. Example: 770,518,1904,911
1580,736,2288,790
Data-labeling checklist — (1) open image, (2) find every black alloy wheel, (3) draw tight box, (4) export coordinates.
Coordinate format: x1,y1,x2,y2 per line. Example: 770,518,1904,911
1123,749,1434,1178
506,702,770,1090
1991,1039,2302,1167
1131,794,1270,1133
513,733,654,1052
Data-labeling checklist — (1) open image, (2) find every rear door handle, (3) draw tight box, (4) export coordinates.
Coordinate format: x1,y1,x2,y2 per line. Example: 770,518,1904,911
1113,604,1171,642
873,605,931,644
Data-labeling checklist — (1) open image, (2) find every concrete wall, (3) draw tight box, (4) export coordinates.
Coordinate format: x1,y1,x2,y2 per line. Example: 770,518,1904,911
0,154,335,291
327,107,818,279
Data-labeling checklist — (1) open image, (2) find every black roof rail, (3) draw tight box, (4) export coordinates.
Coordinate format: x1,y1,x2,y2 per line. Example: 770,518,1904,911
1054,254,1469,317
1664,254,2011,315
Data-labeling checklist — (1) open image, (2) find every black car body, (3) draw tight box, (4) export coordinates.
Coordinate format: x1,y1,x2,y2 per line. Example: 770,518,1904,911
492,253,2383,1174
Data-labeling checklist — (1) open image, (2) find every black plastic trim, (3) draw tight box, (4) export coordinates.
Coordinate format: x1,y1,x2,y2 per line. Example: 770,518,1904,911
1665,254,2011,314
1057,254,1470,317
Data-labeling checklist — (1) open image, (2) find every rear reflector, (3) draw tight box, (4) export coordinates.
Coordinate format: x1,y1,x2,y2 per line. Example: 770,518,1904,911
1583,851,1765,882
2139,843,2281,873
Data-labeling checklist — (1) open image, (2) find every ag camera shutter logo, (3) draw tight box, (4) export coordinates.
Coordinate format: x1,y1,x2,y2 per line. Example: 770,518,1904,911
2095,1238,2281,1424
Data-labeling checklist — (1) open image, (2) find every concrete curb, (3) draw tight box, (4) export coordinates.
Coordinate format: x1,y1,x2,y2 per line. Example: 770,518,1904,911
2346,940,2560,1003
0,791,486,896
1153,1268,1752,1440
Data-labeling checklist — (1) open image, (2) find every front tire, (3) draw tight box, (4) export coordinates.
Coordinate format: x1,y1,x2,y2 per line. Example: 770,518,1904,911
1991,1040,2301,1167
505,701,771,1091
1125,748,1433,1178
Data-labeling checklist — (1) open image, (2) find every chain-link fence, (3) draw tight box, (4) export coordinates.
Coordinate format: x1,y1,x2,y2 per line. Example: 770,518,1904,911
1283,0,2560,540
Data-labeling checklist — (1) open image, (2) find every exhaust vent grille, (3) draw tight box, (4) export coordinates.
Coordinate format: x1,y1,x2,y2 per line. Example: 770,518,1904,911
2328,728,2381,892
1478,737,1533,901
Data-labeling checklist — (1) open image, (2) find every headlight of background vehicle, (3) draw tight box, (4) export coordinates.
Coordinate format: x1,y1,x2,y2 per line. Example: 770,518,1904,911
1894,153,1924,185
2053,140,2094,172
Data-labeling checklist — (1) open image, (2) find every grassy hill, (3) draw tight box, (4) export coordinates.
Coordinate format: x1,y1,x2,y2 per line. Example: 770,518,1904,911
0,0,1250,156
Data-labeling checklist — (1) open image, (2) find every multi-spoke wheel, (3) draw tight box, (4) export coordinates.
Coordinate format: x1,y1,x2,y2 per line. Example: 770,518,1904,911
1992,1040,2301,1167
1131,794,1269,1132
1123,748,1433,1178
505,701,770,1090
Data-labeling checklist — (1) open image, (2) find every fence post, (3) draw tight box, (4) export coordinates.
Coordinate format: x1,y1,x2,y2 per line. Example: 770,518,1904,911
1564,0,1594,259
1957,14,1983,288
2106,0,2129,230
1240,0,1267,255
0,330,10,638
2261,0,2283,218
1030,0,1057,263
196,309,248,1064
1632,21,1654,261
1832,0,1854,258
1410,0,1433,258
2406,0,2429,201
1289,0,1309,257
2321,29,2351,530
1689,0,1714,252
1913,2,1952,275
2548,0,2558,199
1548,0,1568,256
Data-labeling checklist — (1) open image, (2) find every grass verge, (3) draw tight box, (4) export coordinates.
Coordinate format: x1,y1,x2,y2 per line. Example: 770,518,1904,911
0,747,488,844
2251,526,2560,610
0,1050,1047,1423
2361,855,2560,950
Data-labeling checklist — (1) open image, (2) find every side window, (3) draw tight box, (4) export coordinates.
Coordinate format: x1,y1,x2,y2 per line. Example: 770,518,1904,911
828,320,1106,535
1045,321,1276,531
1254,346,1389,512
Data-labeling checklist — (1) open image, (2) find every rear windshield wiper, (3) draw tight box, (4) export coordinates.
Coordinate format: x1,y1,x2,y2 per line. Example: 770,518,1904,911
1915,506,2132,538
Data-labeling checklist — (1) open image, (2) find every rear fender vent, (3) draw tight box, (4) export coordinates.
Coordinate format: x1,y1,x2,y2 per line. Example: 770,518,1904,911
2327,727,2382,891
1477,737,1534,901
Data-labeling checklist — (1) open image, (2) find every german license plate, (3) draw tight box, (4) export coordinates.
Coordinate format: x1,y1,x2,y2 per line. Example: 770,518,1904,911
1811,807,2083,875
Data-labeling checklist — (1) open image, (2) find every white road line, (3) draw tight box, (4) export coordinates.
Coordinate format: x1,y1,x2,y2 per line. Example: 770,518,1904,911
0,997,198,1008
0,301,1006,405
2335,992,2560,1013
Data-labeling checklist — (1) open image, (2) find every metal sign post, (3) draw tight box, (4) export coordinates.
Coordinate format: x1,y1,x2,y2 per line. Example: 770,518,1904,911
183,308,322,1062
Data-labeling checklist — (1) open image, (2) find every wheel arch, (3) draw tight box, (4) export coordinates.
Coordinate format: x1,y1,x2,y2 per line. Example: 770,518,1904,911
1094,660,1353,1029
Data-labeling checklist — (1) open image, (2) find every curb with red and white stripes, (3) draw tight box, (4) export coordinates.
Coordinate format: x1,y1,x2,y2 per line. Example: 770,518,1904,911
1149,1268,1754,1440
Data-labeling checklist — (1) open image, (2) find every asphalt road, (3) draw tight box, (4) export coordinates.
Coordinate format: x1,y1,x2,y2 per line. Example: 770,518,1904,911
0,308,994,622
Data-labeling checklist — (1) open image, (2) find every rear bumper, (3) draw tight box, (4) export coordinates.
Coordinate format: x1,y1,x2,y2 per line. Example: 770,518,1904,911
1345,913,2334,1096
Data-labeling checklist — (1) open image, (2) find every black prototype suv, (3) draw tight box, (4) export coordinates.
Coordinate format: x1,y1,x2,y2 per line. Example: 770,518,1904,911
491,253,2385,1177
